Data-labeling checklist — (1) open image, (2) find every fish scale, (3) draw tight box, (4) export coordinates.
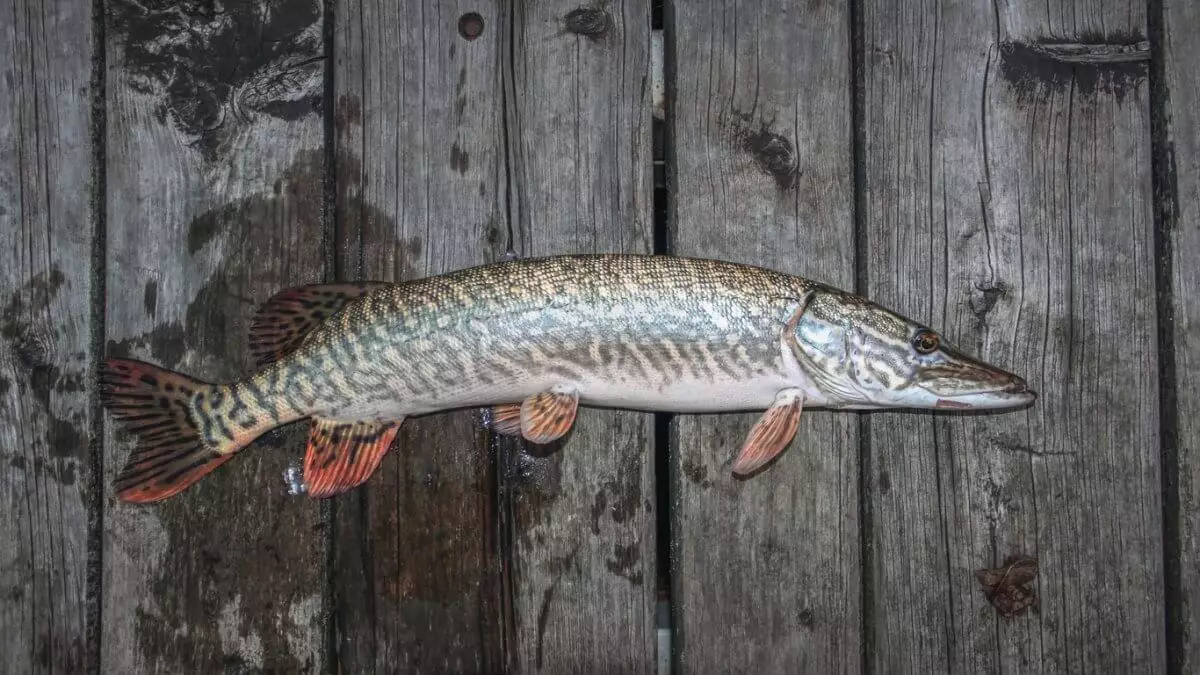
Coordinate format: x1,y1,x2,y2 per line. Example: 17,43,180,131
99,253,1035,503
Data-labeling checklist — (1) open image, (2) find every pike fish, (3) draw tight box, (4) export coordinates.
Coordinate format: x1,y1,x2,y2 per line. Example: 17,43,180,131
100,254,1035,503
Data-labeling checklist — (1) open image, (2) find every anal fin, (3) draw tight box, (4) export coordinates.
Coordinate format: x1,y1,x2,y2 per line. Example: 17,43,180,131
520,390,580,444
732,389,804,476
304,418,402,498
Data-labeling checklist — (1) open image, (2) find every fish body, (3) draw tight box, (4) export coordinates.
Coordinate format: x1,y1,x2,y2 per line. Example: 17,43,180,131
100,254,1035,502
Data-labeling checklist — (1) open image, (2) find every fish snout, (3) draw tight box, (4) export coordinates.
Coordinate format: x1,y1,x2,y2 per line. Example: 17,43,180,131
1001,374,1038,405
925,359,1038,410
999,372,1032,395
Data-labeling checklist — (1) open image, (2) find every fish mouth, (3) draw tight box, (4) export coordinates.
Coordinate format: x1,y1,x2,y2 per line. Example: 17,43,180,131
932,376,1038,410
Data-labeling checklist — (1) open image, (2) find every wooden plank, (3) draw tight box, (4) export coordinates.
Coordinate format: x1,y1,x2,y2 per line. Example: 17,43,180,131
502,2,657,672
101,1,327,671
668,1,859,672
330,1,506,671
862,0,1163,670
1161,0,1200,670
0,0,96,671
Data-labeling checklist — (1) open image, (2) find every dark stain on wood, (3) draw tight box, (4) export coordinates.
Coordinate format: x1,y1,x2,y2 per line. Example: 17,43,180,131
187,215,223,254
335,94,363,132
455,67,469,121
107,0,323,158
877,470,891,495
185,151,329,273
601,461,643,526
2,270,89,466
534,579,558,668
106,322,188,369
725,112,798,191
48,417,86,463
335,153,433,280
2,269,66,344
143,280,158,317
590,488,608,534
605,543,643,585
129,507,323,672
450,142,470,174
999,36,1149,102
374,456,495,601
22,455,78,487
680,457,712,488
511,450,565,543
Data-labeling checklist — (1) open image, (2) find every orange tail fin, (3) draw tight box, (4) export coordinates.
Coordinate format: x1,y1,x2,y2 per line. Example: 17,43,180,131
100,358,241,503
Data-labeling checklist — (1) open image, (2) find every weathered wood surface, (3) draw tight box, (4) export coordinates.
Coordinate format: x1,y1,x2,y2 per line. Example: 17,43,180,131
668,1,860,673
1162,0,1200,671
504,1,657,672
6,0,1200,672
0,0,96,671
331,1,506,671
862,0,1162,671
101,0,327,671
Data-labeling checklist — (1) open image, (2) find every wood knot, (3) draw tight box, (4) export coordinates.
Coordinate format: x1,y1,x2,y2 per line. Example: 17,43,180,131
458,12,485,40
747,131,797,189
564,7,610,38
725,111,799,190
969,281,1009,319
13,336,49,372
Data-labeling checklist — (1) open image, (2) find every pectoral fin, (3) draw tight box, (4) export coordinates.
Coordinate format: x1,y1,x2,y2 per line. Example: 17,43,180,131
304,418,402,498
732,389,804,476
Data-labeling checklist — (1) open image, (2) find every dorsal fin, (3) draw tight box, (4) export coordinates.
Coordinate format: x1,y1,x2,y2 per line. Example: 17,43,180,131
247,282,388,366
303,418,403,498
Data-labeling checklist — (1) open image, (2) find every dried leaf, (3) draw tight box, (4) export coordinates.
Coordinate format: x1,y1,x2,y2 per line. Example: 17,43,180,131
976,555,1039,618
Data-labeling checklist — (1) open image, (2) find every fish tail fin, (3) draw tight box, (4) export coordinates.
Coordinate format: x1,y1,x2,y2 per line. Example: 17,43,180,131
100,358,246,503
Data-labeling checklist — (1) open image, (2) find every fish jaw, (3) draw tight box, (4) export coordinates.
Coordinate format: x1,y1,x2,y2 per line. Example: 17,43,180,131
930,374,1037,410
914,347,1038,411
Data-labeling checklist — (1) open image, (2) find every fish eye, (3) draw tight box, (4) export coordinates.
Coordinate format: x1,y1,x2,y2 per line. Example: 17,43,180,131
912,329,940,354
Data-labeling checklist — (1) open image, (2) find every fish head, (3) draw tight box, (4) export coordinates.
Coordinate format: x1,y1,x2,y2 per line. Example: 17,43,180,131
793,290,1036,411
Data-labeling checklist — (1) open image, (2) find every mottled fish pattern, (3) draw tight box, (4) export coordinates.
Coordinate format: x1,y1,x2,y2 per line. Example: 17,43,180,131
100,254,1035,502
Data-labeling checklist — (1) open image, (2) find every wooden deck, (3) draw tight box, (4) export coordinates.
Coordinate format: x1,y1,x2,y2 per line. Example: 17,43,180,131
1,0,1195,672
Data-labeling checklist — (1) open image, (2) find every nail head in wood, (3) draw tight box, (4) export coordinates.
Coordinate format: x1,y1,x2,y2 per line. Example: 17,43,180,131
458,12,485,40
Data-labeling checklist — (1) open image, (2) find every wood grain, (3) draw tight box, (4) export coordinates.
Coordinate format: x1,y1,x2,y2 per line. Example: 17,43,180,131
862,0,1163,670
668,1,860,672
503,1,657,672
1161,0,1200,670
0,0,96,671
101,0,327,671
331,1,506,671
